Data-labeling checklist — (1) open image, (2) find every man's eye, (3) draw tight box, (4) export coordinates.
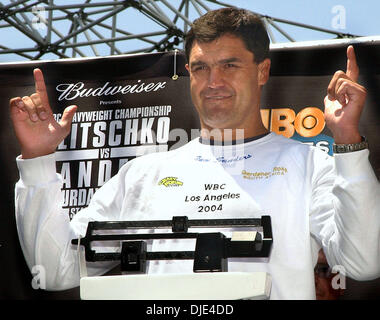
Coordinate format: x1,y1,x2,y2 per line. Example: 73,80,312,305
225,63,237,68
192,65,207,72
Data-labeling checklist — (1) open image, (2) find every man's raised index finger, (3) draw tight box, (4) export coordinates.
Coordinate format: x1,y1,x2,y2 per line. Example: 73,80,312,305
346,45,359,82
33,68,51,108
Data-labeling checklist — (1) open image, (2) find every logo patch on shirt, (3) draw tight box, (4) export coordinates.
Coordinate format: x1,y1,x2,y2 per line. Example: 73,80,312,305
158,177,183,187
241,167,288,180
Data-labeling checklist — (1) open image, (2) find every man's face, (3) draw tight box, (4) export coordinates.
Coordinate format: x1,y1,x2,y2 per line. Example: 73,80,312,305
186,34,270,133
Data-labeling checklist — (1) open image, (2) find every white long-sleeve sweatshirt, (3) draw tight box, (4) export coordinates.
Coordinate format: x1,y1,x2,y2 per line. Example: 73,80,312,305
15,133,380,299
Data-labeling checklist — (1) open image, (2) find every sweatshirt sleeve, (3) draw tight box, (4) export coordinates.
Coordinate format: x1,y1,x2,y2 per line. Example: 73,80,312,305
15,154,121,291
309,148,380,281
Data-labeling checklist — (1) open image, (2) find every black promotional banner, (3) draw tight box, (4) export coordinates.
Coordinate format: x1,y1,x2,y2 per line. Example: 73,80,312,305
262,39,380,179
1,40,379,299
0,51,200,299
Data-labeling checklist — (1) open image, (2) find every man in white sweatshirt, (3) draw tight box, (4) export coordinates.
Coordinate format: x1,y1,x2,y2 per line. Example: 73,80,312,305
10,8,379,299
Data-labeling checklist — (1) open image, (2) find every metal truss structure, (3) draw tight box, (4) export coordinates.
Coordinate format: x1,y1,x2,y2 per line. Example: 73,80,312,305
0,0,360,61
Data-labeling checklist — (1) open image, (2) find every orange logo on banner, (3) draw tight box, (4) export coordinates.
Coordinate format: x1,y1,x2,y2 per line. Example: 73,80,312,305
261,107,325,138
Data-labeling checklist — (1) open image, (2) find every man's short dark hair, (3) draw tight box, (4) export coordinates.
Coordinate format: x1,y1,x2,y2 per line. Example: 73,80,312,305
185,7,270,64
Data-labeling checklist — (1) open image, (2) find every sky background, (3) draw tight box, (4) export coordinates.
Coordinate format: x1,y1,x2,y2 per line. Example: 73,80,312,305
0,0,379,62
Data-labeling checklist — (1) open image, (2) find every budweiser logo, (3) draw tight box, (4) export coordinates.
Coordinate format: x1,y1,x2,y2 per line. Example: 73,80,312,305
55,80,167,101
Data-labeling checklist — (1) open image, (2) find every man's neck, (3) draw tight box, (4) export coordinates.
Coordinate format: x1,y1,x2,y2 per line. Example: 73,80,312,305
199,131,270,145
201,126,269,143
199,127,270,145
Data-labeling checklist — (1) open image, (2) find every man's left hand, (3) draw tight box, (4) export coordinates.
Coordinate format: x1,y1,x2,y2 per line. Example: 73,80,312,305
324,45,367,144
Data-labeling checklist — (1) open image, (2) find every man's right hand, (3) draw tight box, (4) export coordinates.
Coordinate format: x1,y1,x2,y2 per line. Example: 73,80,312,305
9,68,77,159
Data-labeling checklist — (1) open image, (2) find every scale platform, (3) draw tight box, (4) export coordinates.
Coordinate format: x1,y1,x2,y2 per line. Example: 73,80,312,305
80,272,271,300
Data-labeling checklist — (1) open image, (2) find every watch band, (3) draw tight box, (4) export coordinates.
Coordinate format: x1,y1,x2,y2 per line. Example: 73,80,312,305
333,137,369,153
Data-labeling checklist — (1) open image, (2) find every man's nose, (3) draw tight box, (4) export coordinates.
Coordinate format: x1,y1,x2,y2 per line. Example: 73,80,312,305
207,67,225,88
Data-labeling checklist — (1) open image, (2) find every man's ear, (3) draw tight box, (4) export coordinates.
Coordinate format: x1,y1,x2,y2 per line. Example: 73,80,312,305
258,58,271,86
185,63,190,73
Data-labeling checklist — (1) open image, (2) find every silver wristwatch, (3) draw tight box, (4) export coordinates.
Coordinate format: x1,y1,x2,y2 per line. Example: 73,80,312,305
333,137,369,153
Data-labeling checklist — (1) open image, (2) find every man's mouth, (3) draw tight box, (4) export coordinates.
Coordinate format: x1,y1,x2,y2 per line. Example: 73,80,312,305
204,94,232,100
